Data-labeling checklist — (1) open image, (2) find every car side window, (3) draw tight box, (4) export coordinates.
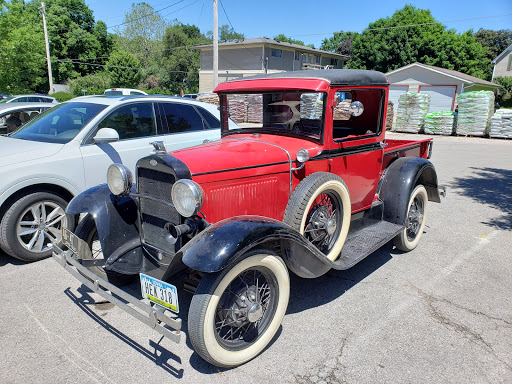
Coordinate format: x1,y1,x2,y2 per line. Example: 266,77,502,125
98,102,157,140
159,102,205,133
196,107,221,129
130,91,145,95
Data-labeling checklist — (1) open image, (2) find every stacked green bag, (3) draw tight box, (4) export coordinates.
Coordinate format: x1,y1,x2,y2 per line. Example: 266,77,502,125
424,111,456,135
394,92,431,133
456,91,494,136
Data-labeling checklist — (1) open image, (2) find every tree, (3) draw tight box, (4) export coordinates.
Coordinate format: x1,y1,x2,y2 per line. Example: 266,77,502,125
320,31,356,55
494,76,512,108
219,25,244,42
273,34,314,48
474,29,512,78
340,5,488,79
158,22,210,94
0,1,46,93
106,51,143,88
115,2,166,67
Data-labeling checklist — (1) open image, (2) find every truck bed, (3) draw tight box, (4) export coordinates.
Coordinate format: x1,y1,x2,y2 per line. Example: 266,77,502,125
383,138,432,168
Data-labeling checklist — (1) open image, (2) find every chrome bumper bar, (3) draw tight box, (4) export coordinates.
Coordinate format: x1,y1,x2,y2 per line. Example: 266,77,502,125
52,245,182,343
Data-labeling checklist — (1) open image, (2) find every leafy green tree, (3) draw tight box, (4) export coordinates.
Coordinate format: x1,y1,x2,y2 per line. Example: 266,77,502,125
158,22,209,94
494,76,512,108
340,5,488,79
320,31,356,55
474,29,512,78
273,34,314,48
115,2,166,67
106,51,143,88
0,1,46,93
67,71,111,95
219,25,244,42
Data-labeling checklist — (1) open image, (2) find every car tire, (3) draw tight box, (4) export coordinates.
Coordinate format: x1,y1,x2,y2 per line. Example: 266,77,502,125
283,172,351,261
394,185,428,252
0,191,74,262
75,214,136,286
188,249,290,367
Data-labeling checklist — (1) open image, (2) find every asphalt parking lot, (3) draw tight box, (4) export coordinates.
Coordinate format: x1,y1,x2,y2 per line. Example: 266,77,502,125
1,132,511,384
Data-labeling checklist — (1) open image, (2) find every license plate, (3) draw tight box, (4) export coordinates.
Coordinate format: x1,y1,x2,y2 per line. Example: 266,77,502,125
62,228,91,259
140,273,179,313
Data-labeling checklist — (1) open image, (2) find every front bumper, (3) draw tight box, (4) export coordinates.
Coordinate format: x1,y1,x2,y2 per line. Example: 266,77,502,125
52,245,182,343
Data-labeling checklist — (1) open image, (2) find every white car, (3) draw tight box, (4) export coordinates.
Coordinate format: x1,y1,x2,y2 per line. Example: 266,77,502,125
104,88,148,96
0,94,58,104
0,95,232,261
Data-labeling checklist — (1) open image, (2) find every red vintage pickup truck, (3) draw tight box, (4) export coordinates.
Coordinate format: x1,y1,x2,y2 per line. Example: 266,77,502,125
53,69,444,368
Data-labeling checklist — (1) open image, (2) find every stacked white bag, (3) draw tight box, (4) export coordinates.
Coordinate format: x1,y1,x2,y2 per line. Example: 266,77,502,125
394,92,431,133
424,111,456,135
456,91,495,137
489,109,512,139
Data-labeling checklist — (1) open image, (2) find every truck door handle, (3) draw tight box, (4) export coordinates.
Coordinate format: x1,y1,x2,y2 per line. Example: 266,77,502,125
379,141,388,148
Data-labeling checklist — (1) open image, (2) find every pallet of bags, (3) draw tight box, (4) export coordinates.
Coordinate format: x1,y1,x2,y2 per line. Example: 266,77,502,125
394,92,431,133
424,111,456,135
226,94,246,123
247,94,263,123
489,109,512,139
456,91,494,137
196,92,219,107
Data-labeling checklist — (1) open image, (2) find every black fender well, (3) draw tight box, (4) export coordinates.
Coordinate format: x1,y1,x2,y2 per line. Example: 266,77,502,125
379,157,441,226
66,184,142,273
178,215,334,278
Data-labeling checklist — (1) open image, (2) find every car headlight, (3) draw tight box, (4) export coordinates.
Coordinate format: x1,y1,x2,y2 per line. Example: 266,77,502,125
171,179,204,217
107,163,133,196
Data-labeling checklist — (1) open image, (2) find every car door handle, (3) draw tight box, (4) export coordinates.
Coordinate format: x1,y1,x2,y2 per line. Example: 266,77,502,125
203,139,210,143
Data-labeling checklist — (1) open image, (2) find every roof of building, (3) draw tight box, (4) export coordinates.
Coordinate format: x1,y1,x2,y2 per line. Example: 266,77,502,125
222,69,388,87
492,44,512,64
386,62,500,88
195,38,349,59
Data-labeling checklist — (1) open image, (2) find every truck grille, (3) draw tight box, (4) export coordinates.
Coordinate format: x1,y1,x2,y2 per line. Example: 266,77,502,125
137,167,181,252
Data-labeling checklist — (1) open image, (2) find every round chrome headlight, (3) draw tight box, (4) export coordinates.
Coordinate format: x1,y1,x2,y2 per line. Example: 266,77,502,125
107,163,133,196
296,149,310,163
171,179,204,217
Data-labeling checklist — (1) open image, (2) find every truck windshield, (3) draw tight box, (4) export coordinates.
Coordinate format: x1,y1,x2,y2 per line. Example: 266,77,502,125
9,102,107,144
221,91,325,141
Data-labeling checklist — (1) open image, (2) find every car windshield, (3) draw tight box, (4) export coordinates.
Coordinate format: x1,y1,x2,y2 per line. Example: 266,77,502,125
221,91,325,141
9,102,107,144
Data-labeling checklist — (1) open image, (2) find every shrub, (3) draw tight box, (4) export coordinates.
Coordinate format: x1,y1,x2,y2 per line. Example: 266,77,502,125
51,92,74,102
494,76,512,108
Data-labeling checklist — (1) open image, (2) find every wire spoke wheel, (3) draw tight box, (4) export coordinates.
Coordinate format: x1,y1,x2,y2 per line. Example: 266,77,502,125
303,191,342,255
394,184,428,252
214,267,278,350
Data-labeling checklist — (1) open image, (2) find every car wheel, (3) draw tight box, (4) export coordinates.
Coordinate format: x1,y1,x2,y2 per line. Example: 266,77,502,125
394,185,428,252
75,214,135,285
283,172,351,261
188,249,290,367
0,191,74,261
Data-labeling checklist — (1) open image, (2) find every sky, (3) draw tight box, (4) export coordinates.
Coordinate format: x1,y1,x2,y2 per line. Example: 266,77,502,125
84,0,512,49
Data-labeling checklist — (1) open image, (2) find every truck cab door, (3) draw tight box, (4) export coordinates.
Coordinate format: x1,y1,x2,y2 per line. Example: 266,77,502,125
328,88,386,212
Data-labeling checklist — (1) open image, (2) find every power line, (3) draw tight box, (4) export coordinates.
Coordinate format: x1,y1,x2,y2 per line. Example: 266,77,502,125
108,0,185,30
56,58,199,74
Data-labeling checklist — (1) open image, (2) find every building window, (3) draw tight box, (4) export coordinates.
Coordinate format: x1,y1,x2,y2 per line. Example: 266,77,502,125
330,58,339,66
295,52,300,61
315,55,321,64
302,54,307,63
271,49,282,58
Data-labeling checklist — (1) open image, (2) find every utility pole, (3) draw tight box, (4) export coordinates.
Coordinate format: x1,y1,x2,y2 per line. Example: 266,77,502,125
213,0,218,88
40,3,54,94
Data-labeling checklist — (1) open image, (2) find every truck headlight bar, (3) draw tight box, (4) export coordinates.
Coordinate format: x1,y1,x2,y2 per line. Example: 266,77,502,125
171,179,204,217
107,163,133,196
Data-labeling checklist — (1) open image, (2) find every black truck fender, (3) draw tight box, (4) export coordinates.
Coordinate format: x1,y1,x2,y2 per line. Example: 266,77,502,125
178,215,333,278
66,184,142,274
378,157,442,226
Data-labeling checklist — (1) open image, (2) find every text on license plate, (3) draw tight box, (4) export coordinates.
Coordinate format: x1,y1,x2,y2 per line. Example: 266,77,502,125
140,273,179,313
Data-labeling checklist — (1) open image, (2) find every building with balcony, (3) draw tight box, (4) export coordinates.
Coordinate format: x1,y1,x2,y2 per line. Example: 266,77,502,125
195,38,349,92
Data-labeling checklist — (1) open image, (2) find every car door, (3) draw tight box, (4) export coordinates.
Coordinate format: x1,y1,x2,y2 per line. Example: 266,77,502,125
157,101,221,150
80,101,170,188
329,88,386,212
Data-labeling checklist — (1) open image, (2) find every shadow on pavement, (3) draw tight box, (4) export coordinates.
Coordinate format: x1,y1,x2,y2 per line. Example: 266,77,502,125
64,241,395,375
64,285,184,378
0,250,27,266
451,167,512,230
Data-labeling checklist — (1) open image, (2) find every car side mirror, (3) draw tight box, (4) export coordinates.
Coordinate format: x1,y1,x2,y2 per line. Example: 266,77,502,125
94,128,119,144
349,101,364,117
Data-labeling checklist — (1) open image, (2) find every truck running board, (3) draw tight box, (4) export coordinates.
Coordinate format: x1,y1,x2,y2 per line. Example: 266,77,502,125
333,221,403,270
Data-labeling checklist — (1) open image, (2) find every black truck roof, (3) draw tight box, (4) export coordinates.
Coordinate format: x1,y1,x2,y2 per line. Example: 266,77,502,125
229,69,389,87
